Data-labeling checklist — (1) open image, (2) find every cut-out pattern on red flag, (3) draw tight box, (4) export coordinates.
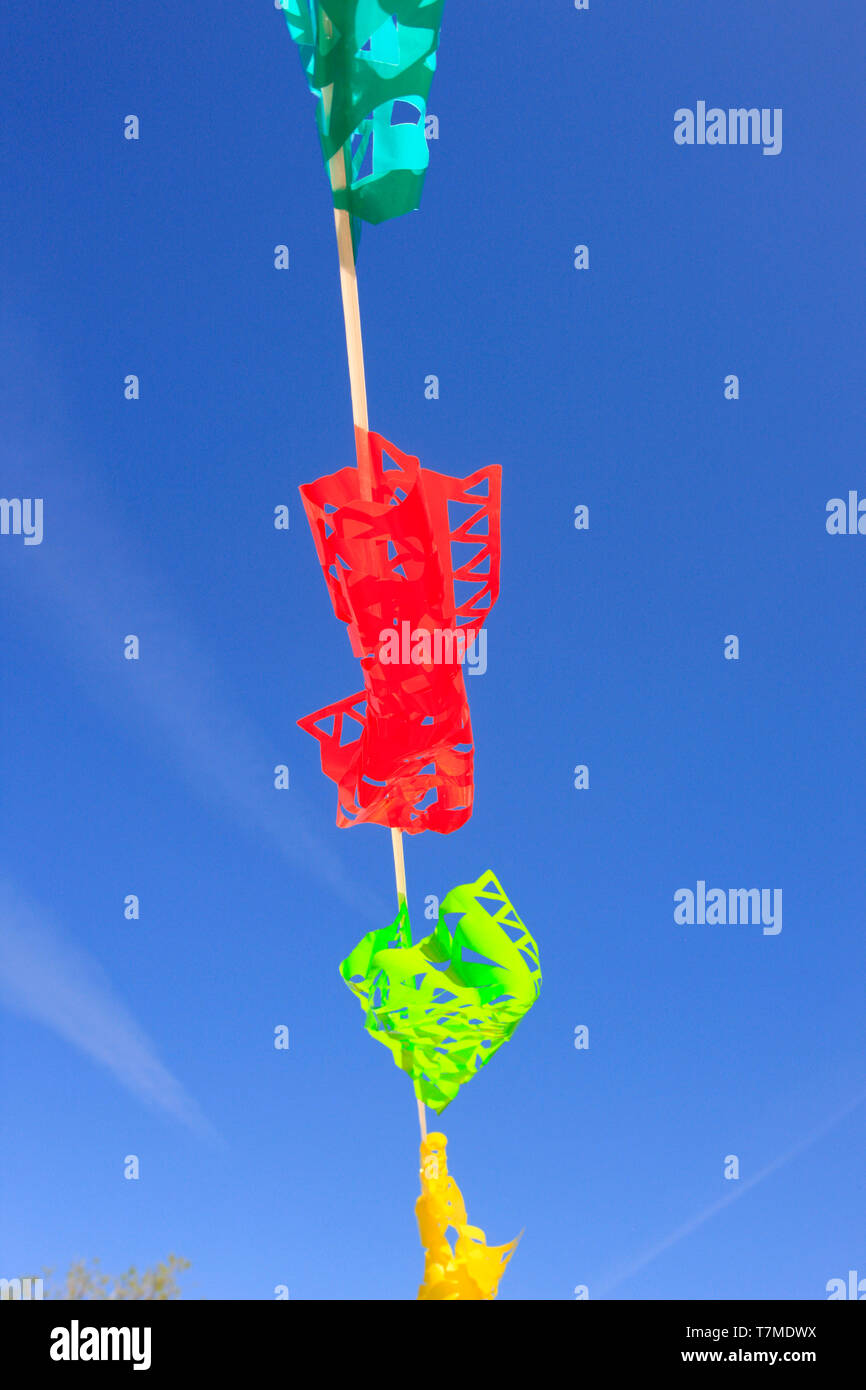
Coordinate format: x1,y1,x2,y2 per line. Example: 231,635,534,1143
298,428,501,833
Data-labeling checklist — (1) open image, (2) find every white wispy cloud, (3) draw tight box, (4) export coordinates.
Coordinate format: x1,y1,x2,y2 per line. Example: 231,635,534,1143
0,436,383,926
596,1088,866,1297
0,879,213,1137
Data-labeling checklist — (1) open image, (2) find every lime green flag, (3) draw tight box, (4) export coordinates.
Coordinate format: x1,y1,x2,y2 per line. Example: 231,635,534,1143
281,0,444,230
340,872,541,1112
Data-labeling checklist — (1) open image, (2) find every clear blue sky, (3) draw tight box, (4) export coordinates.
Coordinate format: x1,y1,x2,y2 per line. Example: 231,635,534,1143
1,2,864,1301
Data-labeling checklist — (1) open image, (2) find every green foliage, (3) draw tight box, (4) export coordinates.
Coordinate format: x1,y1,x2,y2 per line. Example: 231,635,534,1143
57,1255,190,1300
0,1255,191,1300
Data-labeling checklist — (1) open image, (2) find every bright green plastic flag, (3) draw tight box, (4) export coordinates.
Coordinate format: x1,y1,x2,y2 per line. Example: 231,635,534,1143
340,871,541,1112
281,0,444,231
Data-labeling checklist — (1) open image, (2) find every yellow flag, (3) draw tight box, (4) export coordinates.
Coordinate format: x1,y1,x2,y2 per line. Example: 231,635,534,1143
416,1132,519,1301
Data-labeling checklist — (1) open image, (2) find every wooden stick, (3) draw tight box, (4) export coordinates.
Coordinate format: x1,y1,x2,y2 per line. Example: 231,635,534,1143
390,826,407,905
321,75,406,924
331,205,370,451
391,825,420,1144
322,75,372,499
392,824,424,1141
320,18,421,1163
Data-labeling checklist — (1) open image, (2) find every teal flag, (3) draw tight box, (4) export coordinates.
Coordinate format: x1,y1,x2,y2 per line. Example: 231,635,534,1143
281,1,444,231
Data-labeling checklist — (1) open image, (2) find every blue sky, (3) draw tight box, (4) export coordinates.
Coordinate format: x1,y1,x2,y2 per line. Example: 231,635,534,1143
1,2,864,1300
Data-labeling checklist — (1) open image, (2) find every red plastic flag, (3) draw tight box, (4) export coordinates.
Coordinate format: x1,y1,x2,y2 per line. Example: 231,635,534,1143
298,429,501,833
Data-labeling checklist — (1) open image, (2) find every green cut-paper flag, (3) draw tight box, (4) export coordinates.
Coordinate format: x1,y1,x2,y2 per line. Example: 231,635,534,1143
340,871,541,1112
281,0,444,237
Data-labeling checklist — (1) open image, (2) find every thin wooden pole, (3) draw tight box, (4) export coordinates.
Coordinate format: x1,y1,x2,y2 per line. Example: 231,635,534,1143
391,824,425,1140
392,830,425,1138
331,205,369,447
392,829,425,1139
323,76,372,498
321,81,406,941
390,826,407,904
320,33,414,1136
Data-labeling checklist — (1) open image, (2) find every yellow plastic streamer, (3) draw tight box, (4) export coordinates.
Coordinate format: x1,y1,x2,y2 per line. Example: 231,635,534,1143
416,1132,519,1301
